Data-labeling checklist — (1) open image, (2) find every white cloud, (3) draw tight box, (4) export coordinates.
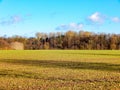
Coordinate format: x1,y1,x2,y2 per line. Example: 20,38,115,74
112,17,120,23
12,16,22,23
88,12,104,23
56,23,84,30
0,14,31,26
0,15,22,25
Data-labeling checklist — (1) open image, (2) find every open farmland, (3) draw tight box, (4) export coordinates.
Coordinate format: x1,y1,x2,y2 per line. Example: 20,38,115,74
0,50,120,90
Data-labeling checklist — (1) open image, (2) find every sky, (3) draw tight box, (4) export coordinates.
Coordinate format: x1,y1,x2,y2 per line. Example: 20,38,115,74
0,0,120,37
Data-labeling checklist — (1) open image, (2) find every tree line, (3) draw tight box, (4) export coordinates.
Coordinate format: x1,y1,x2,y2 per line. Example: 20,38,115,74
0,30,120,50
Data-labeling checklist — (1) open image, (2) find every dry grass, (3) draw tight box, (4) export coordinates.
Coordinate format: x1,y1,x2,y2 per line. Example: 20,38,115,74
0,50,120,90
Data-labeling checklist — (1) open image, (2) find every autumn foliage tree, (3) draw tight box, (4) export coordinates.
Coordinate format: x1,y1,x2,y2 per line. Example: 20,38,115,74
1,30,120,50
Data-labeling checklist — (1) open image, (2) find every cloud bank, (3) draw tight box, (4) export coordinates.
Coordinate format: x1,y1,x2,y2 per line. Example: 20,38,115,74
0,15,22,25
56,11,120,31
56,23,84,30
0,14,31,26
87,12,120,25
112,17,120,23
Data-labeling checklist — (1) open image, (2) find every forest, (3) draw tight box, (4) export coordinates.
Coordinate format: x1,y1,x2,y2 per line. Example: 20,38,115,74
0,30,120,50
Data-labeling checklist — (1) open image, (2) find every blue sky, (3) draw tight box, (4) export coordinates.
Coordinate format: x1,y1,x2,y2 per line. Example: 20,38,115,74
0,0,120,37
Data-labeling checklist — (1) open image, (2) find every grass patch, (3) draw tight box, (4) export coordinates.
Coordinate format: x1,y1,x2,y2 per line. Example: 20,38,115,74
0,50,119,90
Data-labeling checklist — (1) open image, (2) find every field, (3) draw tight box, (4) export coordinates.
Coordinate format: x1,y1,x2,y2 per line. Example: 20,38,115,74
0,50,120,90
